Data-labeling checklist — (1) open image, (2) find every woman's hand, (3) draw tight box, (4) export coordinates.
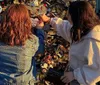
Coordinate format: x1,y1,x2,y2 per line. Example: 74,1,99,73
36,19,44,28
40,14,50,22
31,17,44,29
31,18,39,27
61,72,75,84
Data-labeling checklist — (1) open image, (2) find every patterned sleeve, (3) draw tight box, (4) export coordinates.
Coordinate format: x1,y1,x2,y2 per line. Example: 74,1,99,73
23,34,39,57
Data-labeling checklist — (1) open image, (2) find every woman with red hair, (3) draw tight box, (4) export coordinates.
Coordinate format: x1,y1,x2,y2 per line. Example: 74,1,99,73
0,4,39,85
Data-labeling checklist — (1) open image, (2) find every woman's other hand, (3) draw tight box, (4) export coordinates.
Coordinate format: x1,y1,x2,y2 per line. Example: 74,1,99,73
61,72,75,84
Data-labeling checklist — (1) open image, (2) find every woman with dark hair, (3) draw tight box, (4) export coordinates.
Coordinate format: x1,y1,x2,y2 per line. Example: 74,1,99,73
40,1,100,85
0,4,39,85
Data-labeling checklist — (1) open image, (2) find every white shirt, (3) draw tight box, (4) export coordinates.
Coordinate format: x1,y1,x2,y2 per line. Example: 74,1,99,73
0,6,2,13
50,17,100,85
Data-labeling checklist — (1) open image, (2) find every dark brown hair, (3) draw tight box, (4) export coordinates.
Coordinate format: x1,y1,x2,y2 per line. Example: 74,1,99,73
69,1,100,42
0,4,32,46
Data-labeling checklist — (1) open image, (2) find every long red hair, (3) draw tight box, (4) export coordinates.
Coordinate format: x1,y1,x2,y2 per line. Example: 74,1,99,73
0,4,32,46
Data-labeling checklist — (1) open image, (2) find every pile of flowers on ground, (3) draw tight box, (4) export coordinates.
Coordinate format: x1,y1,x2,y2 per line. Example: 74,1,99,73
35,24,70,85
